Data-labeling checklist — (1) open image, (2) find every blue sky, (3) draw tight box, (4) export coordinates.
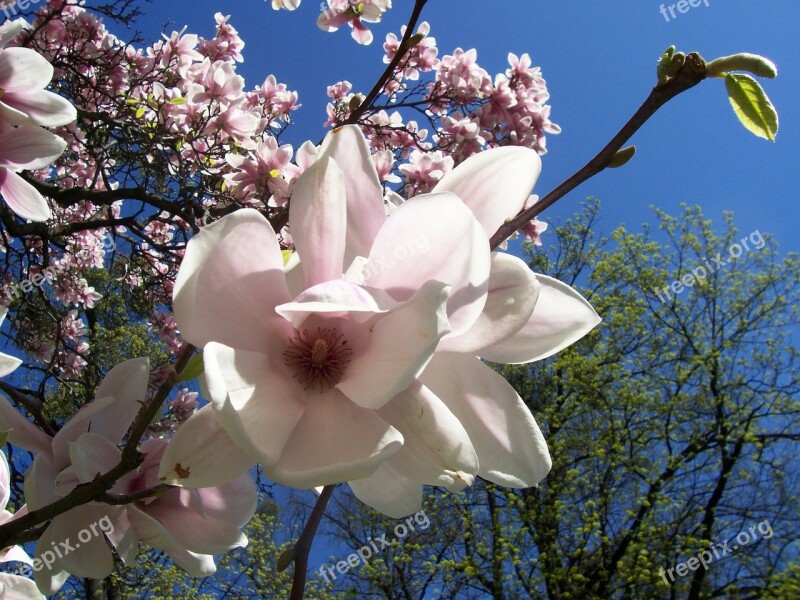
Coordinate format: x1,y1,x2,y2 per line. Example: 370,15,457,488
127,0,799,254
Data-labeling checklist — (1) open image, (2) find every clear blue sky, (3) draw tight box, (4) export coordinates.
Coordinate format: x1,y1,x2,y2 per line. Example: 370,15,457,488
127,0,799,254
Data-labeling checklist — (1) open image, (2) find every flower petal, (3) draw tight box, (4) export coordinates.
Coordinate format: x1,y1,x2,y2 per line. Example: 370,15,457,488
50,396,115,472
89,357,150,443
173,209,293,352
440,252,540,354
33,506,114,584
348,463,422,518
158,404,255,488
0,573,45,599
0,48,53,93
24,454,58,511
0,168,51,222
479,274,601,364
69,432,121,484
0,126,66,170
0,90,76,127
127,506,217,577
203,342,306,466
0,399,51,456
318,125,386,265
433,145,541,239
276,278,395,330
337,280,451,409
266,390,402,487
365,191,490,335
378,381,478,488
420,353,551,487
289,156,347,287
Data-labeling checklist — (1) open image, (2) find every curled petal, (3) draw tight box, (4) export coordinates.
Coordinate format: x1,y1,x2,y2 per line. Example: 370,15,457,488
433,145,541,239
348,463,422,518
0,169,51,222
420,353,551,488
159,405,255,488
173,209,293,352
366,192,490,336
479,274,601,364
90,357,150,443
440,252,540,354
318,125,386,265
265,390,403,488
337,280,451,409
289,156,347,288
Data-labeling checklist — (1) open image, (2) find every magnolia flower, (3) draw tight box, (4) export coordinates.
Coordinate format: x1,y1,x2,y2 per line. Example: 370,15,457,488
0,20,77,127
160,126,600,518
0,451,43,600
0,359,256,595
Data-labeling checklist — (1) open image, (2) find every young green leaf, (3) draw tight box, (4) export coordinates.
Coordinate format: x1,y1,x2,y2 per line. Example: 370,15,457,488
725,73,779,141
175,351,204,383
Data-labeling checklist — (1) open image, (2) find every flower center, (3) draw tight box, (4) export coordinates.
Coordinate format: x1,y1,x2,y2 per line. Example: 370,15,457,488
283,327,353,391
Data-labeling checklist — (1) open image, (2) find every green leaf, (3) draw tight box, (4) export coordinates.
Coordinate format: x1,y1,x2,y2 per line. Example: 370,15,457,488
725,73,779,141
0,430,9,448
281,250,293,265
175,352,204,383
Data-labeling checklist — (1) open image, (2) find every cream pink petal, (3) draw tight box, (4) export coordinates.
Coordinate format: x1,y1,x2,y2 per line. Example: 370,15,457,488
318,125,386,265
337,280,452,410
265,390,403,488
127,507,217,577
0,168,51,222
1,575,42,600
194,478,257,529
0,91,76,127
276,278,395,330
377,381,478,488
0,127,66,170
203,342,306,466
89,357,150,443
34,506,114,582
0,399,51,455
289,156,347,288
50,396,115,472
106,508,139,566
420,353,552,488
159,404,255,488
440,252,541,354
433,145,541,239
0,48,52,91
0,354,21,377
348,462,423,518
365,192,490,336
0,574,45,599
173,209,293,352
284,251,305,299
143,489,248,554
478,274,601,364
68,433,121,483
24,455,58,511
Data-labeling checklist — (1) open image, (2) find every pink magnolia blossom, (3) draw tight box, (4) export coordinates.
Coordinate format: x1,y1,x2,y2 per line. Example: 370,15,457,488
0,124,66,222
0,451,44,600
159,125,600,519
0,20,76,127
317,0,392,45
0,359,256,595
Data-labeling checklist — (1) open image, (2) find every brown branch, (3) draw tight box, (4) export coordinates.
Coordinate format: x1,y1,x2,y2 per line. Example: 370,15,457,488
289,485,336,600
100,483,173,505
489,52,707,250
0,344,196,548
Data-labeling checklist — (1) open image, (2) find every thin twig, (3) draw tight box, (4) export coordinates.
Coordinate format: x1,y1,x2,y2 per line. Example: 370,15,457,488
289,485,336,600
489,52,707,250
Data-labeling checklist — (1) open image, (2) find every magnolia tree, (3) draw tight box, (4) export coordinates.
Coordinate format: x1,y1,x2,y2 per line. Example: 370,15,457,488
0,0,781,597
